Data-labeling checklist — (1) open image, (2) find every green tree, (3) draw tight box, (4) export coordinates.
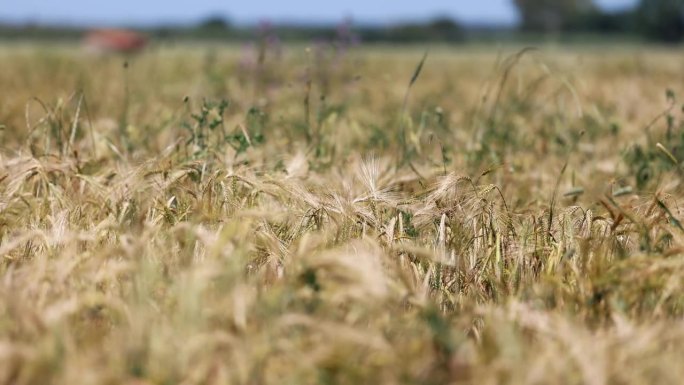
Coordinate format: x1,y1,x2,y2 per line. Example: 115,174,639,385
199,15,232,31
514,0,597,32
637,0,684,42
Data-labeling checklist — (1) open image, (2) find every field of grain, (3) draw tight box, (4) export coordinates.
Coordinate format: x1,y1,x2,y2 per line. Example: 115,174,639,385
1,43,684,384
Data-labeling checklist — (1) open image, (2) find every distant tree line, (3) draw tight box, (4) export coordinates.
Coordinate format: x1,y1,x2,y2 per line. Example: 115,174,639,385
515,0,684,42
184,0,684,43
175,16,465,43
0,0,683,44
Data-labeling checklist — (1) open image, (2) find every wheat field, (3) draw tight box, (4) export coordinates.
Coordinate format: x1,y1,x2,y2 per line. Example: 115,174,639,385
1,43,684,384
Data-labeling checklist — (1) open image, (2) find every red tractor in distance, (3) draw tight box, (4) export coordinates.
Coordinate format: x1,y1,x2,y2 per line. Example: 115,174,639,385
84,29,148,54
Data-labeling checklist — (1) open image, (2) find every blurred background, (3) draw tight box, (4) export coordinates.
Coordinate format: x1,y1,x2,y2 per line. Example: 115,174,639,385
0,0,682,46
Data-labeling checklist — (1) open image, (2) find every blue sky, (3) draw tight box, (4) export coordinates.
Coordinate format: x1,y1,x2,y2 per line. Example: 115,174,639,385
2,0,639,26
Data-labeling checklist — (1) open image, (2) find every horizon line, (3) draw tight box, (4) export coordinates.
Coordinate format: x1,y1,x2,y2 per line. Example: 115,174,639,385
0,14,520,29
